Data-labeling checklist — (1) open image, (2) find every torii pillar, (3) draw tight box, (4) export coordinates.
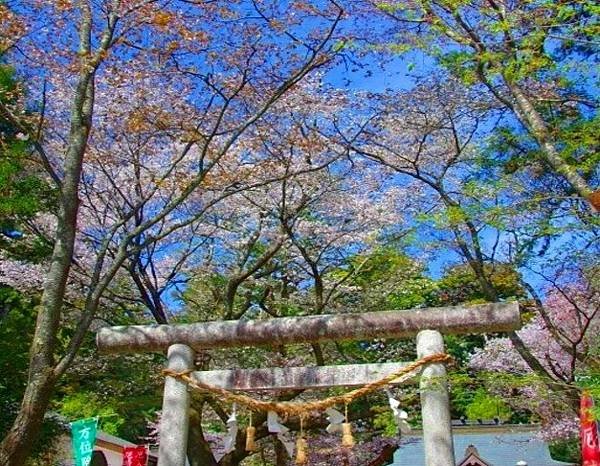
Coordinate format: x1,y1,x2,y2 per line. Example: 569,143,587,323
159,344,195,466
418,330,454,466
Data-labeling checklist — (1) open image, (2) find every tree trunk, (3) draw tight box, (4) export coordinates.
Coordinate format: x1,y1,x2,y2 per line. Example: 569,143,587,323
0,37,97,463
0,369,56,465
457,214,580,413
506,80,595,207
188,404,219,466
0,155,86,464
274,437,289,466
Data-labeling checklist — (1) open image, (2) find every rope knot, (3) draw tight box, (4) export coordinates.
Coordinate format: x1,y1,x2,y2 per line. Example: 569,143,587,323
162,368,194,378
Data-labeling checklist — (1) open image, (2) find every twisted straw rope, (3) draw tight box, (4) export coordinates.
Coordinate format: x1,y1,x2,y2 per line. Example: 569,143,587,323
162,353,452,417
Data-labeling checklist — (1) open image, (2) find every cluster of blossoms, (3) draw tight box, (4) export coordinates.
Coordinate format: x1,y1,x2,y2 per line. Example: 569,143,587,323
0,254,46,291
470,284,598,440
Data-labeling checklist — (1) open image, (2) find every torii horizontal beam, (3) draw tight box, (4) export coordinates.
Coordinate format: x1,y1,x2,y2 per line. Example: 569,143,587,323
191,362,416,391
97,302,519,354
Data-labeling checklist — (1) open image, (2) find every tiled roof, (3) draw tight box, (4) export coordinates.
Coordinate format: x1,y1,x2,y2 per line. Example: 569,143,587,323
458,445,491,466
391,425,575,466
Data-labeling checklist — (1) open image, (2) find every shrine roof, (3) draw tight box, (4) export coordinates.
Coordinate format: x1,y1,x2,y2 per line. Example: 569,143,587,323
391,425,575,466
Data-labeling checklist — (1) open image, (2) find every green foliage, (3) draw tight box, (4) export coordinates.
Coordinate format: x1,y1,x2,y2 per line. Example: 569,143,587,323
465,389,512,421
384,277,437,309
449,372,478,418
382,0,599,203
0,286,65,460
430,205,471,230
59,393,124,435
372,410,398,437
57,347,164,441
575,339,600,420
338,247,440,311
0,286,151,456
438,51,478,85
344,248,416,287
0,64,55,260
548,438,580,464
0,286,37,435
560,115,600,176
61,392,126,435
445,334,486,365
484,99,599,200
437,263,525,305
1,286,163,444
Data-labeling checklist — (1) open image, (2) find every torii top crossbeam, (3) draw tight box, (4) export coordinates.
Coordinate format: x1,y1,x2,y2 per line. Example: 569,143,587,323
96,302,520,354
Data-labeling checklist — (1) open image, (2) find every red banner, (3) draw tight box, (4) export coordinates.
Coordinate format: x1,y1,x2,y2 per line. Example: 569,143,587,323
581,391,600,466
122,446,148,466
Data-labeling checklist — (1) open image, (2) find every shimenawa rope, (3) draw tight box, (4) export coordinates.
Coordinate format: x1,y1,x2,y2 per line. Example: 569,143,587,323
162,352,452,417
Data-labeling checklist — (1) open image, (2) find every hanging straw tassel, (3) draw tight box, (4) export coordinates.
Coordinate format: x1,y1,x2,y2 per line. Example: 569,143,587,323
245,413,257,452
295,416,308,465
245,426,256,452
341,422,355,447
342,403,355,448
295,437,308,465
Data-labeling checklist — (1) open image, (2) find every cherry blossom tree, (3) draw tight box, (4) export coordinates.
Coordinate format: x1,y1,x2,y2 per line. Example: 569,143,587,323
176,149,406,464
364,0,600,210
471,278,599,440
0,1,347,463
336,74,598,412
1,2,596,463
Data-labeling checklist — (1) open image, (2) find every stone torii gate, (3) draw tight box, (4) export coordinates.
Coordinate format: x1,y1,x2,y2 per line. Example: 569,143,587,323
96,302,521,466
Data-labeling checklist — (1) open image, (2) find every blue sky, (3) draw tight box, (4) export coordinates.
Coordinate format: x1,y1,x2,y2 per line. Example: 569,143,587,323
326,54,421,92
